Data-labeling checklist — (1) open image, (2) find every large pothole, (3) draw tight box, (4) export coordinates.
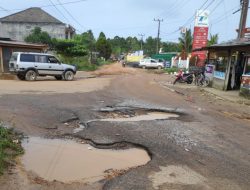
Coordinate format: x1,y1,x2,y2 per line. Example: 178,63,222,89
21,137,150,183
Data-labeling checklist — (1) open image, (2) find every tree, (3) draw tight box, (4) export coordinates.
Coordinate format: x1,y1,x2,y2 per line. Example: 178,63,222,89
178,29,193,59
80,30,96,51
108,36,128,56
162,42,181,52
96,32,112,60
126,37,140,52
25,27,52,45
207,33,218,46
143,37,157,56
53,39,87,56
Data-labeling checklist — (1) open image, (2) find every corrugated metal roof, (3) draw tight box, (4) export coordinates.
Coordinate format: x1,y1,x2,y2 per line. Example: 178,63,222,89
0,40,47,48
193,38,250,52
0,7,64,24
209,38,250,48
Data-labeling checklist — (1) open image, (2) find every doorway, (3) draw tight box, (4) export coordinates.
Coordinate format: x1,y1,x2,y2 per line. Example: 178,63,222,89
2,47,12,73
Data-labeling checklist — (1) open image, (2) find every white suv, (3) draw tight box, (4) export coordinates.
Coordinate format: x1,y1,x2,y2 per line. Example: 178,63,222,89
139,58,164,69
9,52,77,81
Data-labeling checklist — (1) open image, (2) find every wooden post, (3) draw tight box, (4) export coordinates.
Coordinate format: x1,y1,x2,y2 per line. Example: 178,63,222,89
224,50,232,91
0,46,3,73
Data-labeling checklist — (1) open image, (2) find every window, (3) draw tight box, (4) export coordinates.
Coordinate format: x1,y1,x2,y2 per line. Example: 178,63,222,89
48,56,60,64
35,55,47,63
10,53,18,62
151,60,156,63
244,57,250,75
215,56,228,72
20,54,35,62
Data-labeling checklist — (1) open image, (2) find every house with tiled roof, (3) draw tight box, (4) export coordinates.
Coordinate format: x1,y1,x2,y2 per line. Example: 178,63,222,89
0,7,75,41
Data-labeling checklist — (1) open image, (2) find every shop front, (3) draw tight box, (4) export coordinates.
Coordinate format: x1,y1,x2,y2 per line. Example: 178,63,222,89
240,56,250,97
205,40,250,98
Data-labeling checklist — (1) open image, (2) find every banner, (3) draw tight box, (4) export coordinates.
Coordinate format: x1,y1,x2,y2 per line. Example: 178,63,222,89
192,10,209,67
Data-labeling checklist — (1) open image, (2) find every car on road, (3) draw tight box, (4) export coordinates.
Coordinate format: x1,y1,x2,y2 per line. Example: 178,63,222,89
139,58,164,69
9,52,77,81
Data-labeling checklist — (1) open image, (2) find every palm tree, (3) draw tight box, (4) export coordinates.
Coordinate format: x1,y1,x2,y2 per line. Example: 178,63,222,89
178,29,193,59
207,34,219,46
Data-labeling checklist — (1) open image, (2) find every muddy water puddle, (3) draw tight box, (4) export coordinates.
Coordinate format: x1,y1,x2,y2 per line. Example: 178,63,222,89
100,111,179,122
21,137,150,183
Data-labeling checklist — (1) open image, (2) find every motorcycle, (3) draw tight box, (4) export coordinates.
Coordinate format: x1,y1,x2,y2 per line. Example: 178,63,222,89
173,72,194,85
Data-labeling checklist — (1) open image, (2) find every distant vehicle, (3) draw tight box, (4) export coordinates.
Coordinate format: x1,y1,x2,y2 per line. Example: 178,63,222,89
139,58,164,69
156,58,171,68
9,52,77,81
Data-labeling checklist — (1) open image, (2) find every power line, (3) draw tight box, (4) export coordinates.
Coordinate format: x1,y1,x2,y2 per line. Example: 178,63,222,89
0,0,87,12
0,6,9,12
161,0,213,37
48,0,70,23
210,5,239,25
56,0,86,31
163,0,191,19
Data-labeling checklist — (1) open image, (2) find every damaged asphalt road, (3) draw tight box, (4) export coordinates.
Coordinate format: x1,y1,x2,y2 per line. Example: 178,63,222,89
0,67,249,190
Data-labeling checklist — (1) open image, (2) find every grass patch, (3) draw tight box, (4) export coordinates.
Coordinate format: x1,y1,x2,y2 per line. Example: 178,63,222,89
57,54,114,71
0,125,24,175
164,67,189,74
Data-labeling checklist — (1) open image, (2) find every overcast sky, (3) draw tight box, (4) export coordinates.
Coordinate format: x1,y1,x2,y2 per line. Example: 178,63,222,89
0,0,247,43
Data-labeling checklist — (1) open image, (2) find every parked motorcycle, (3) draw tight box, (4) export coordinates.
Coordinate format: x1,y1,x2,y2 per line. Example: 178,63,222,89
173,72,194,85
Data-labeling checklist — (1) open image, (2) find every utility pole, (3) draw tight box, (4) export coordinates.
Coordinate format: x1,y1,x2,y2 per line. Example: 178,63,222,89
238,0,249,39
154,18,163,54
138,34,145,50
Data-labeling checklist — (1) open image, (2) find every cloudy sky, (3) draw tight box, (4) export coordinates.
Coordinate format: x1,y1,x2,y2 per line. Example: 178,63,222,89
0,0,247,43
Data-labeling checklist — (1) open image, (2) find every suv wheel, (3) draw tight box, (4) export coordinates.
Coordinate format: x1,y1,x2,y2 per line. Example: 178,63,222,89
157,66,162,70
25,70,37,81
142,66,146,69
64,70,74,81
55,75,63,80
17,74,25,80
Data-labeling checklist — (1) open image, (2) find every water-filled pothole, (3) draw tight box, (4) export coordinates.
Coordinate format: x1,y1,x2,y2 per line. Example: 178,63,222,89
21,137,150,183
99,108,180,122
100,111,179,122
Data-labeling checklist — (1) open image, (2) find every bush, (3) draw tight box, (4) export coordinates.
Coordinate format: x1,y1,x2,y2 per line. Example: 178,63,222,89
52,39,88,57
164,67,189,74
57,55,97,71
164,67,179,74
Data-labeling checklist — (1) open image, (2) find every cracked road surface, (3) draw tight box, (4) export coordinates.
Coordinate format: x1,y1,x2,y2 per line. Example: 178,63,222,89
0,64,249,190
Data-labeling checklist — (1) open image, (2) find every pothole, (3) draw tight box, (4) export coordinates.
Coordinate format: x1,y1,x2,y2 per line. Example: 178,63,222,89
99,107,180,122
100,111,179,122
21,137,150,183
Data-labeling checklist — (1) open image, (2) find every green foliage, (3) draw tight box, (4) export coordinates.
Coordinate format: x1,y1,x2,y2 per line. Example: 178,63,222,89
207,33,218,46
162,42,181,52
25,27,52,45
164,67,188,74
74,30,96,52
57,54,97,71
0,125,23,175
96,32,112,60
178,29,193,59
53,39,87,57
164,67,179,74
144,36,157,56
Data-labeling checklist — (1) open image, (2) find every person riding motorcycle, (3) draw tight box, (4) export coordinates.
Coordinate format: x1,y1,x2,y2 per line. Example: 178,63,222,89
173,69,183,84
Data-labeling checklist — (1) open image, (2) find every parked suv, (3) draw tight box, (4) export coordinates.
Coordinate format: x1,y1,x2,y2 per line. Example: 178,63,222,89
9,52,77,81
139,58,164,69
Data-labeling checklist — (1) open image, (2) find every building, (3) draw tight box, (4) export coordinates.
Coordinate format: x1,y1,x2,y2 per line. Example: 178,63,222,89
204,39,250,98
0,38,47,73
0,7,75,41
